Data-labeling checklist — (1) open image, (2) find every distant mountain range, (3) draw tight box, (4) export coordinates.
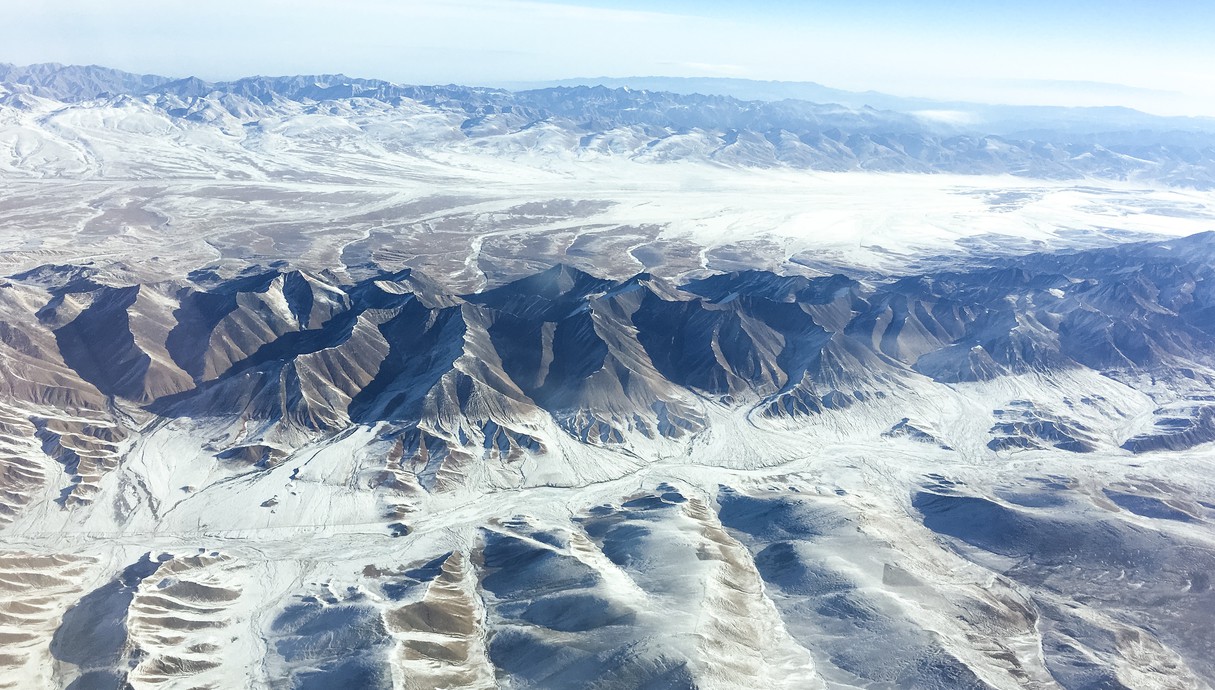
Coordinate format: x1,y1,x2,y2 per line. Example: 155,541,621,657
509,75,1215,136
3,61,1215,186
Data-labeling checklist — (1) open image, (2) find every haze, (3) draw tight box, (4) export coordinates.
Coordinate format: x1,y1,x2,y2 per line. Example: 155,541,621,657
5,0,1215,116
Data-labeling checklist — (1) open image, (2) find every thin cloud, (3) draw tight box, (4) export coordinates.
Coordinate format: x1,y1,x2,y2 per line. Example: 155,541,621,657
2,0,1213,115
665,62,750,78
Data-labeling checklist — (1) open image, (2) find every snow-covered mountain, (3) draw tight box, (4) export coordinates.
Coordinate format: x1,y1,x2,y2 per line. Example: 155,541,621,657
3,62,1215,186
2,63,1215,689
3,234,1215,688
518,75,1215,138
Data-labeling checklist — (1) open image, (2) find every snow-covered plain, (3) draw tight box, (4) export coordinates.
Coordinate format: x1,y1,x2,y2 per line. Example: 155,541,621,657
2,166,1213,291
0,84,1214,690
2,85,1215,289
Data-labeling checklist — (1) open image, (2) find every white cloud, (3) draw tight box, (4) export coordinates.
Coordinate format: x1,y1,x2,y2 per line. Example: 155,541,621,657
911,110,978,126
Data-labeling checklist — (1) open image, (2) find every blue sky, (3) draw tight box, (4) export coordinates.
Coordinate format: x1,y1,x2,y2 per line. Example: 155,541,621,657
5,0,1214,115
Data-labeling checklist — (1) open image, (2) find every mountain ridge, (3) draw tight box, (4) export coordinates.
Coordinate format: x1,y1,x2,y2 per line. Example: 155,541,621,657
4,61,1215,187
2,231,1211,499
4,234,1215,688
4,60,1215,690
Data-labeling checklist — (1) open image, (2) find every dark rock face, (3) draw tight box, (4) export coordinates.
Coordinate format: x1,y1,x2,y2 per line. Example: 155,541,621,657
4,232,1213,460
987,402,1099,453
2,233,1213,689
1123,404,1215,453
884,418,952,449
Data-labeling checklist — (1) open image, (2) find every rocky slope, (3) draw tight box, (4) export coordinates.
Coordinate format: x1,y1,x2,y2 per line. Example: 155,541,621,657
2,61,1215,690
0,231,1213,688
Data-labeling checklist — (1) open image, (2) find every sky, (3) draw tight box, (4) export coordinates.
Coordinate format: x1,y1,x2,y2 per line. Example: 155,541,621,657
4,0,1214,116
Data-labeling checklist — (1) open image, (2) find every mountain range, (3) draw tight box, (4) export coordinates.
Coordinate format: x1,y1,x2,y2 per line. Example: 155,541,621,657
2,229,1215,687
1,61,1214,689
3,62,1215,187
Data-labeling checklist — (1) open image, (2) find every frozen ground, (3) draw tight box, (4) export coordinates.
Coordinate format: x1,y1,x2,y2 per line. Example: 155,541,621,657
1,73,1214,689
3,418,1213,689
1,165,1213,290
2,250,1213,688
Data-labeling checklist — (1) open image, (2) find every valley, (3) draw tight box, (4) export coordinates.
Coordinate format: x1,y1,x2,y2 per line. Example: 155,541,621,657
0,63,1213,689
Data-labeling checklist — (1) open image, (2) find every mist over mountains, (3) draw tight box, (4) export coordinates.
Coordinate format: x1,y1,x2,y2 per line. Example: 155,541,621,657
513,74,1215,136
